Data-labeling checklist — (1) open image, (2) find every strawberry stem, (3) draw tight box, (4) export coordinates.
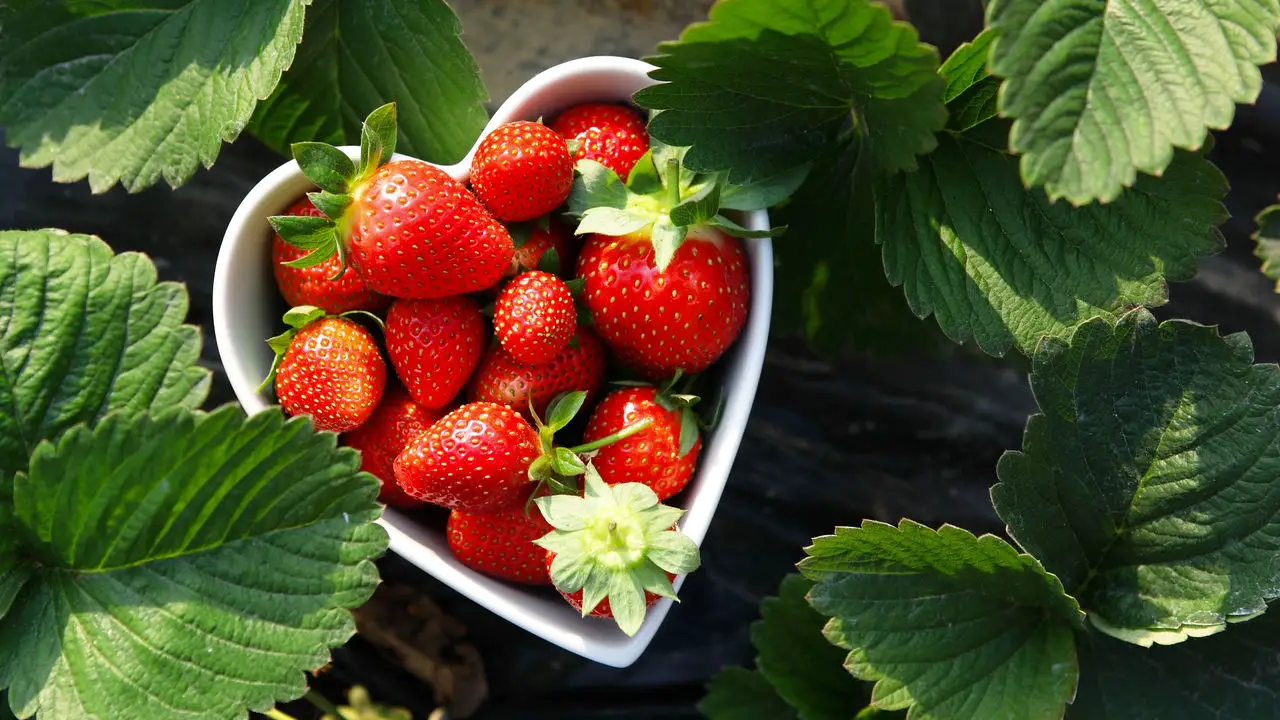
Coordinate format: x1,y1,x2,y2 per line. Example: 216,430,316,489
664,157,680,209
568,418,654,453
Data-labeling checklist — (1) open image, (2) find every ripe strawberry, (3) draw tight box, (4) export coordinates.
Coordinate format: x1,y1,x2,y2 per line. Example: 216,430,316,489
385,296,486,409
272,197,389,314
394,402,540,513
269,308,387,433
508,216,575,276
494,270,576,364
470,121,573,222
448,505,553,585
270,103,512,300
577,225,749,380
581,386,701,501
550,103,649,178
342,384,443,508
467,326,607,420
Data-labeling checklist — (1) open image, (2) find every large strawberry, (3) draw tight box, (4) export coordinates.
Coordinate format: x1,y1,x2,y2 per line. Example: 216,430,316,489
470,120,573,222
272,197,389,314
534,465,700,636
493,270,576,364
269,103,512,299
447,504,553,585
385,295,486,409
567,143,782,380
550,103,649,178
467,326,607,420
581,385,702,501
265,306,386,433
508,216,576,276
342,384,443,508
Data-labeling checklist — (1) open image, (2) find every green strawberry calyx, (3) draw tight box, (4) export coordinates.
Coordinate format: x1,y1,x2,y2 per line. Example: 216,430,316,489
258,305,385,393
267,102,400,279
612,370,706,456
565,138,786,272
524,391,654,501
533,464,701,636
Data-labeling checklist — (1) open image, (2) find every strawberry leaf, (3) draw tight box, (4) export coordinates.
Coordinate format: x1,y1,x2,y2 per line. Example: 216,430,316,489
700,668,798,720
718,163,812,212
939,29,1000,133
0,406,386,720
248,0,488,165
1253,204,1280,291
995,309,1280,646
0,0,308,193
0,230,209,478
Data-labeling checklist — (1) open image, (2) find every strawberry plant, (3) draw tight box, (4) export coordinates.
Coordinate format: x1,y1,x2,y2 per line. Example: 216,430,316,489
6,0,1280,718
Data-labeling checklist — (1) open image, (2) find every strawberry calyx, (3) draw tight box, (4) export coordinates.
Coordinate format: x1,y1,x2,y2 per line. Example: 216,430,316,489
533,463,700,636
565,138,786,272
523,391,654,505
612,370,703,456
267,102,400,279
258,304,383,392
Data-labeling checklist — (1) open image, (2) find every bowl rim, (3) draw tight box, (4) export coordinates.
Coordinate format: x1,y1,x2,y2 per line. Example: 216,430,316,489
212,55,774,668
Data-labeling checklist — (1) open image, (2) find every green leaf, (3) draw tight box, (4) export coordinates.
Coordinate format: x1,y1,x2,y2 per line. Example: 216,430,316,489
1253,204,1280,291
546,391,587,433
0,406,387,720
362,101,398,168
635,0,946,182
753,575,869,720
995,308,1280,645
718,163,811,211
939,29,1000,132
0,0,308,193
669,177,722,227
876,133,1227,357
800,520,1083,720
269,214,339,250
0,230,209,477
292,141,356,194
307,191,352,221
248,0,488,165
987,0,1280,204
650,218,688,271
1069,614,1280,718
700,668,798,720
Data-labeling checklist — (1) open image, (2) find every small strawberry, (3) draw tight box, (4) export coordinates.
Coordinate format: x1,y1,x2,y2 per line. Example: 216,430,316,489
534,465,701,636
270,103,513,300
385,295,486,409
582,385,702,501
448,504,553,585
550,103,649,178
467,326,607,420
508,216,575,276
494,270,577,364
272,197,390,314
341,384,443,508
265,306,387,433
470,120,573,222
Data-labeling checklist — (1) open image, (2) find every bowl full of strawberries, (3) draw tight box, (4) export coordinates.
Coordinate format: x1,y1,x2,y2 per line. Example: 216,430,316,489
213,56,775,668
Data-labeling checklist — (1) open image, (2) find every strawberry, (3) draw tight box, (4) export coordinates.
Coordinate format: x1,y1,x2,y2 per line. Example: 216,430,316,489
270,103,513,300
467,326,607,420
493,270,576,364
271,197,389,314
385,295,486,409
550,103,649,178
393,402,540,513
448,504,553,585
470,120,573,222
577,225,749,380
341,384,443,508
266,306,387,433
508,216,575,276
533,465,701,636
581,385,702,501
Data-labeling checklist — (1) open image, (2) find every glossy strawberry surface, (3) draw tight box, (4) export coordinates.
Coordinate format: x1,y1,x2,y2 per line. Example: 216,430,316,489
470,121,573,222
385,295,486,409
582,386,701,500
276,317,387,433
447,504,553,585
494,270,577,364
550,102,649,178
467,326,607,420
341,384,443,508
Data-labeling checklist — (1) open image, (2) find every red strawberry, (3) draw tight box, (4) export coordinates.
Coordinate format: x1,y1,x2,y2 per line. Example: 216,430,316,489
448,505,553,585
342,384,443,508
467,326,607,420
494,270,576,364
576,225,749,380
271,197,390,314
270,309,387,433
394,402,540,513
549,552,670,618
581,386,701,501
470,121,573,222
550,103,649,178
385,296,486,409
508,216,575,276
270,104,513,300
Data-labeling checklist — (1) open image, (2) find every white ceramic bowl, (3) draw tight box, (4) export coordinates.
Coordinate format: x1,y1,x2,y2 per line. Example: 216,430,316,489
213,56,773,668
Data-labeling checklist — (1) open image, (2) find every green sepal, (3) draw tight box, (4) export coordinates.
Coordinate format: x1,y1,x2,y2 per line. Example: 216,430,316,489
291,141,355,194
669,176,722,227
566,137,582,155
627,150,663,195
268,215,337,250
339,309,386,333
308,191,352,220
527,455,553,484
283,305,327,329
533,465,701,636
552,447,587,477
576,207,653,236
546,391,587,433
509,221,534,248
257,306,330,393
705,214,787,239
538,247,562,275
678,406,699,457
359,102,398,180
650,218,687,271
568,160,632,217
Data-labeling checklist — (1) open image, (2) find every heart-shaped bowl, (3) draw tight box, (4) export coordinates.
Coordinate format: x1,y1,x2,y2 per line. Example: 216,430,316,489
213,56,772,668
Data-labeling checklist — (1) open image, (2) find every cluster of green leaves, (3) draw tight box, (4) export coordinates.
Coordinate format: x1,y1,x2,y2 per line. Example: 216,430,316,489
0,230,388,720
0,0,488,193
